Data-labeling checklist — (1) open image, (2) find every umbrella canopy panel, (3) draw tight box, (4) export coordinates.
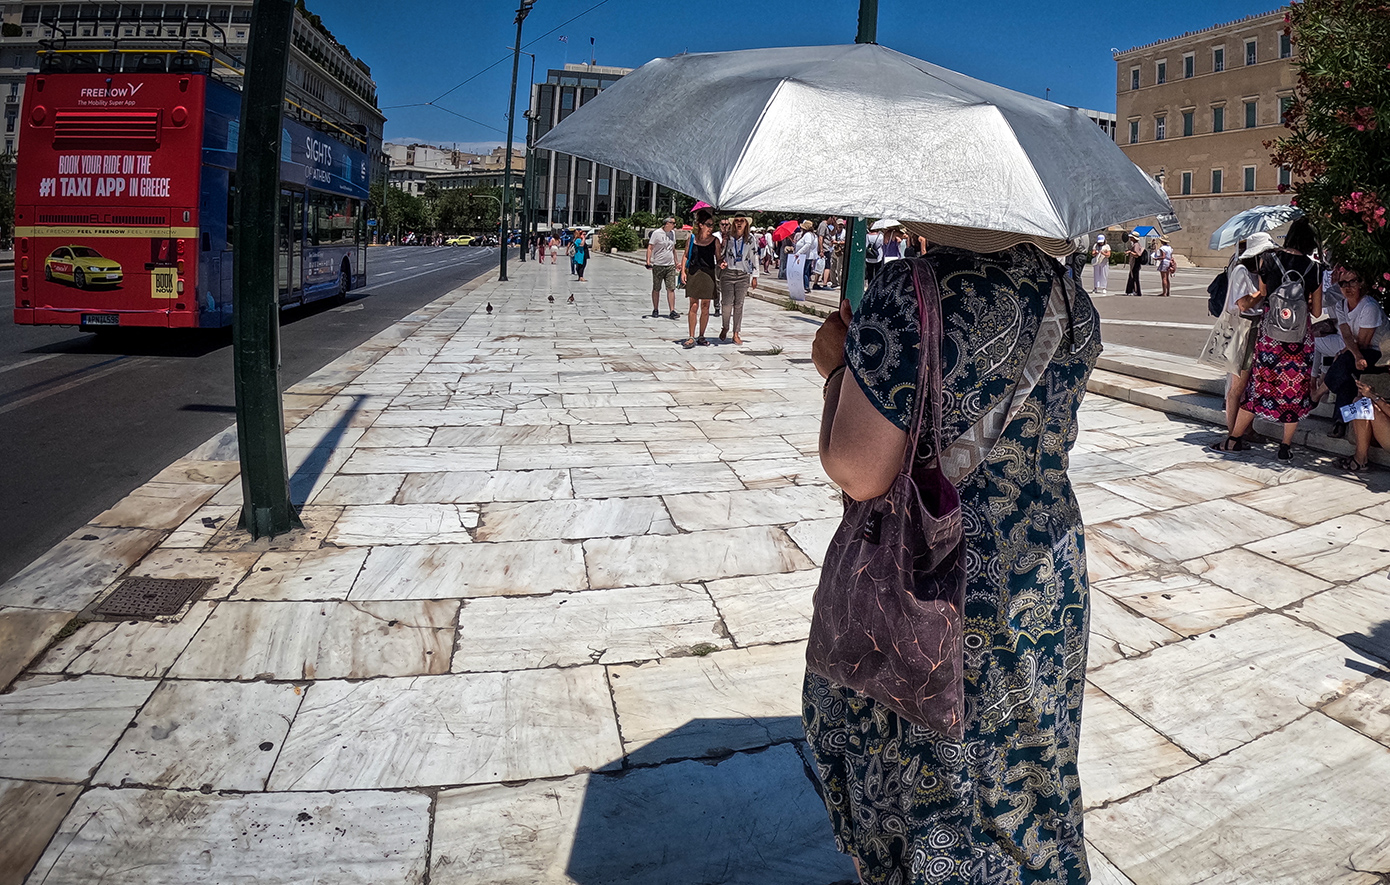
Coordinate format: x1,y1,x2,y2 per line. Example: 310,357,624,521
536,43,1173,241
1208,204,1303,250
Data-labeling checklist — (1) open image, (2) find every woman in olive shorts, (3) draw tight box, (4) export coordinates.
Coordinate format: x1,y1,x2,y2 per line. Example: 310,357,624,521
681,209,721,348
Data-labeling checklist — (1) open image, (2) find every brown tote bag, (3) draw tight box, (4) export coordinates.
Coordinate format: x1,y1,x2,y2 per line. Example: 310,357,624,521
806,257,967,739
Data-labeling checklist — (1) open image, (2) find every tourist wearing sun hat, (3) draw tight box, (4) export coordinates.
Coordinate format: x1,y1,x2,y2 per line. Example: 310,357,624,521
1091,235,1111,294
1155,236,1175,296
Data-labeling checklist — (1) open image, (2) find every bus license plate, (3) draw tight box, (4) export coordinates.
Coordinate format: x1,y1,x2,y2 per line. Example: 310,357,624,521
151,269,177,299
82,314,120,326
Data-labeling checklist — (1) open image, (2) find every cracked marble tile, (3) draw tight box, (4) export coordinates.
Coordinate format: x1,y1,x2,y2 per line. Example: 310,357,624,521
206,506,342,553
1244,514,1390,584
268,668,621,789
662,486,842,532
327,503,478,546
0,777,81,885
161,504,240,549
28,787,430,884
233,548,369,601
170,599,457,680
396,469,572,504
453,584,727,671
310,473,406,506
571,462,744,498
786,518,839,566
90,482,225,531
586,526,814,589
351,540,588,600
1285,571,1390,662
429,424,570,446
0,526,163,611
1180,547,1329,609
1084,529,1161,583
1322,672,1390,748
36,601,215,678
95,680,303,791
0,675,157,781
1093,500,1298,563
338,447,499,475
496,442,654,470
127,550,258,599
703,571,819,646
1078,682,1197,808
1087,589,1184,672
1231,475,1390,526
609,642,807,764
0,607,75,689
728,456,832,488
475,497,673,542
1094,572,1262,638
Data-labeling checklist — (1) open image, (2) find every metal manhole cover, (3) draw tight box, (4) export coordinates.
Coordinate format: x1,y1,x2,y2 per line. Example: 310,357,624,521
93,577,214,620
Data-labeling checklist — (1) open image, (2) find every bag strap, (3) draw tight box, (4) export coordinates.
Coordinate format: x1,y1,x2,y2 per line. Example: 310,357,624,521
905,258,946,474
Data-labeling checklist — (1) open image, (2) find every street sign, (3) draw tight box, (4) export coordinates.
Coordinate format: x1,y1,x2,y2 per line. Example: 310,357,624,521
367,219,377,226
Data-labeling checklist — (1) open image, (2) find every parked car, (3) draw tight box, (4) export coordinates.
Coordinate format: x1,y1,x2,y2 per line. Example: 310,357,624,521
446,235,475,246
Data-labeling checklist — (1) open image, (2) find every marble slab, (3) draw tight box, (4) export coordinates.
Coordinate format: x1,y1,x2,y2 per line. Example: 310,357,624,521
1286,572,1390,662
429,747,854,885
1093,572,1262,637
728,456,832,488
476,497,674,542
786,518,839,566
37,601,215,678
127,549,259,599
0,526,163,611
496,442,655,470
161,504,240,549
268,668,622,789
354,426,435,447
1231,475,1390,525
233,548,369,601
1074,483,1152,523
703,571,819,646
662,486,842,532
170,599,457,680
453,584,728,670
310,472,406,505
28,787,431,884
0,777,81,885
338,446,500,474
1244,514,1390,583
1093,500,1298,563
567,421,706,443
428,424,570,446
609,642,807,764
1078,683,1197,808
1179,546,1330,609
1086,844,1139,885
90,481,223,530
1085,713,1390,885
0,607,74,689
1083,529,1161,583
1089,613,1379,760
570,462,745,498
327,503,478,546
206,506,342,553
149,457,242,486
585,526,814,589
1323,672,1390,748
397,469,572,504
1086,589,1184,672
0,675,157,781
372,409,503,427
351,540,588,599
1067,452,1150,484
95,680,303,791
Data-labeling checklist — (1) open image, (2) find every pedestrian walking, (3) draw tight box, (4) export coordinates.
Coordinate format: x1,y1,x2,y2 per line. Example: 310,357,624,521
718,213,759,344
714,218,732,317
1215,218,1324,461
795,220,820,294
547,234,560,264
1155,237,1175,296
1091,234,1110,293
1124,232,1144,296
1198,232,1271,434
807,241,1101,885
864,226,885,284
646,216,681,319
572,231,590,283
681,209,720,348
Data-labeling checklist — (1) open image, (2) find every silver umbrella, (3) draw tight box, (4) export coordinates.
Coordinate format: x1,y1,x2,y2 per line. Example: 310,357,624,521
535,43,1173,240
1208,204,1304,250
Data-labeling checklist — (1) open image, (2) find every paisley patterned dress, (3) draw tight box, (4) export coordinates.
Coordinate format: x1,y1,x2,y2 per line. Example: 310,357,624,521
803,245,1102,885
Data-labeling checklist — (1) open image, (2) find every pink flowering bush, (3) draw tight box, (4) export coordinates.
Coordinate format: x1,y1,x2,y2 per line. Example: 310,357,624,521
1270,0,1390,305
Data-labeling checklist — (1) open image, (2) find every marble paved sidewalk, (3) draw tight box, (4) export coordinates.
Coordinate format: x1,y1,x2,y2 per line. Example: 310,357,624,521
1,254,1388,885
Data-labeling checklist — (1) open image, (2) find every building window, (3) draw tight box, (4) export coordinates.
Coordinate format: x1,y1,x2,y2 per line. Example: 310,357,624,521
1245,100,1258,128
1280,33,1293,58
4,111,15,134
1156,60,1167,84
1279,166,1292,188
1181,171,1192,195
1129,119,1139,144
1245,39,1257,65
1244,166,1257,192
4,139,12,155
1183,111,1194,136
1130,67,1140,90
1279,94,1294,122
1212,169,1224,194
1213,106,1225,133
1213,46,1225,72
1183,53,1195,79
1155,116,1166,140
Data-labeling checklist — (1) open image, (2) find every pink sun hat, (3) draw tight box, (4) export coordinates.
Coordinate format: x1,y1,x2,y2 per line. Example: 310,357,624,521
691,200,711,212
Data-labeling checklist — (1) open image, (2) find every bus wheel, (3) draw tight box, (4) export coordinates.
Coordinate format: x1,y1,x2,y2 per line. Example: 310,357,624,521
74,268,86,289
338,263,351,299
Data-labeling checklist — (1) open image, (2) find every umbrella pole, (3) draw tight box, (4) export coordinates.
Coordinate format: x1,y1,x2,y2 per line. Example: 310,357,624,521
841,0,877,311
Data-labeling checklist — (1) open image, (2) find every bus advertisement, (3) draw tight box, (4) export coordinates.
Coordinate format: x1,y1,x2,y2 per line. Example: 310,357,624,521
13,63,368,330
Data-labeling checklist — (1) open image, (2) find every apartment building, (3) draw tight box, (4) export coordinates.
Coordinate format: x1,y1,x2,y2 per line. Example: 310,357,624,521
1115,9,1296,265
386,143,525,197
0,1,386,185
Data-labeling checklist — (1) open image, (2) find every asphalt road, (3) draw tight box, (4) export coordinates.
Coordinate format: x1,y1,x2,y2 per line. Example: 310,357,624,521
1090,264,1224,357
0,245,505,585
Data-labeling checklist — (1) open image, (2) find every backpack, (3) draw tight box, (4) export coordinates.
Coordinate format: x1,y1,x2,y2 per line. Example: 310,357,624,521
1263,254,1309,343
1207,271,1229,318
865,238,881,261
1139,245,1151,265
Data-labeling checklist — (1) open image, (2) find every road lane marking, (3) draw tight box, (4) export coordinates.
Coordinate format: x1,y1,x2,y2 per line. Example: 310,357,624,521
0,353,62,375
1100,319,1214,330
0,357,147,415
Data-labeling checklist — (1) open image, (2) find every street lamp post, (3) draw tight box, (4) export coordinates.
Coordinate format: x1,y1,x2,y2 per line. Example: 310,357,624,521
500,0,535,282
840,0,878,309
510,48,536,262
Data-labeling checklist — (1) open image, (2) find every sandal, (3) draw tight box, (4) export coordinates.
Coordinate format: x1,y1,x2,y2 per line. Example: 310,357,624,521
718,328,728,341
696,337,710,346
682,338,696,349
1277,443,1293,462
1338,455,1368,473
1210,436,1248,452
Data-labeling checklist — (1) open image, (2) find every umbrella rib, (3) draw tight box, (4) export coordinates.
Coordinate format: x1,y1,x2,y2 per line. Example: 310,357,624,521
717,78,787,210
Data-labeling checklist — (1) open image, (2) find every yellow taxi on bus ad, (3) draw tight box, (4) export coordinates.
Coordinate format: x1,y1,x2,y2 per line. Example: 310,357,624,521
43,245,124,289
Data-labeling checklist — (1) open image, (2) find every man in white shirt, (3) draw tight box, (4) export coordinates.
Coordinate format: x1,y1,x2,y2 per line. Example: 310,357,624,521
795,221,820,294
646,217,681,320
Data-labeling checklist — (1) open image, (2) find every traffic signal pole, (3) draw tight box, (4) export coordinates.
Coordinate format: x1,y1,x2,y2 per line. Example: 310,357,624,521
842,0,877,310
501,1,535,281
231,0,300,538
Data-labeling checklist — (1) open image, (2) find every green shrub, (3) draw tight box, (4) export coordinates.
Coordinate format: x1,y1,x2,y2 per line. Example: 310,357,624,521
598,219,642,252
628,210,660,230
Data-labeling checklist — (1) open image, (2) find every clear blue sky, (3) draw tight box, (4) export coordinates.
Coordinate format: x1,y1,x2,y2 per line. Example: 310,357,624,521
318,0,1280,149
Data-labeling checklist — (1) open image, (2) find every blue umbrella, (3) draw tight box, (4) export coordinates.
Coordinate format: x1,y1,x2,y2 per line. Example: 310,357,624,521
1209,204,1303,250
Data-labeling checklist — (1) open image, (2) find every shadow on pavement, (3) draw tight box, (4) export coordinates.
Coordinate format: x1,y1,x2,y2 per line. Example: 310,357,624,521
565,718,855,885
1339,618,1390,675
289,394,367,506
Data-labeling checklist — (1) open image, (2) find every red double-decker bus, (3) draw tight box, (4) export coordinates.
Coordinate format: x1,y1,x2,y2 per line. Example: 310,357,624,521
13,42,369,330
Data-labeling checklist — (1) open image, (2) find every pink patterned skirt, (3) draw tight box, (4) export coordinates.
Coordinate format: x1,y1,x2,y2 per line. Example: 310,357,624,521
1242,328,1314,423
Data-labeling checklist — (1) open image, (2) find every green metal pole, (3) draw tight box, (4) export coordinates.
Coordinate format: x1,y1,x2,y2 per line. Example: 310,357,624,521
843,0,878,311
231,0,299,538
500,3,531,281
